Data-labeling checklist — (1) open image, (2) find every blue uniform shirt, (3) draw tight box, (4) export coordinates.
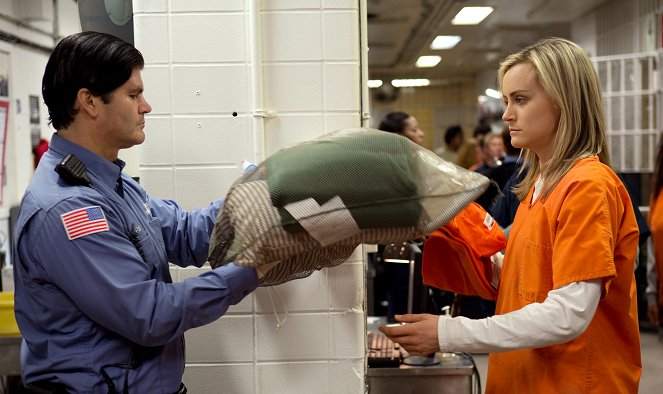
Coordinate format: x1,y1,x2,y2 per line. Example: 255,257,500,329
13,134,258,393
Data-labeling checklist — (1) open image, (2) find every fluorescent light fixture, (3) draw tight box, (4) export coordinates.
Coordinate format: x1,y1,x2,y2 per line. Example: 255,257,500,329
391,79,430,88
383,258,411,264
367,79,383,88
431,35,462,50
452,6,493,25
485,88,501,99
416,55,441,68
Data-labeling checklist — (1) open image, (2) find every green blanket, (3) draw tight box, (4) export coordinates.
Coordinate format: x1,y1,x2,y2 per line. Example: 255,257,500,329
265,131,421,232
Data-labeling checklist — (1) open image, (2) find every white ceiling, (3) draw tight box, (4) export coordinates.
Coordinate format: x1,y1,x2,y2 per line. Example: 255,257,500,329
366,0,611,83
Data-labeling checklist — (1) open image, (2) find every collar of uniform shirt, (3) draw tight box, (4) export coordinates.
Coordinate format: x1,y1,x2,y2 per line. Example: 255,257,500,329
50,133,125,193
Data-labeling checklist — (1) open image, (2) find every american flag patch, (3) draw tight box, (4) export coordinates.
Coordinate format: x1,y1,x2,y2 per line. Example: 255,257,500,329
61,206,109,240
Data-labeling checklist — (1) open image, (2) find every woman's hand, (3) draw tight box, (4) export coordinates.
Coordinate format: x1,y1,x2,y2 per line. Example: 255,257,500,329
378,313,441,356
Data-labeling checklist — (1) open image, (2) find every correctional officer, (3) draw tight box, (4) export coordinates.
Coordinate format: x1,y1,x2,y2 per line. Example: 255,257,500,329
13,31,270,393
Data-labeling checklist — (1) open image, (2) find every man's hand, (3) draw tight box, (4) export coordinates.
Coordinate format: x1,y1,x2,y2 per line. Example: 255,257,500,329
256,261,280,279
378,313,440,356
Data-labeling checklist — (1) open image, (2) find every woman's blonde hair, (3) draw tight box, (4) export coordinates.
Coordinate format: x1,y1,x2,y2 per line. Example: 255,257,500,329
455,137,480,169
498,37,609,200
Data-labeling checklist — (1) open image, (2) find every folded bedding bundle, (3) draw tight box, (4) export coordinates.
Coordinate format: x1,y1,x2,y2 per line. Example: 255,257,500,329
208,128,489,286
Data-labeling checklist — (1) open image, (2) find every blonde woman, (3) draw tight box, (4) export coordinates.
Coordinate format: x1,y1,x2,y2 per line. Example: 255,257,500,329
381,38,641,392
454,137,482,170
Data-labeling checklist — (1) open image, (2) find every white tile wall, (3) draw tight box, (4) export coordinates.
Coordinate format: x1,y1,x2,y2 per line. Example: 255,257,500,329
325,113,362,132
262,13,322,61
259,362,330,394
183,364,255,394
262,0,323,11
138,168,175,199
142,66,172,115
263,114,324,154
330,360,366,394
228,293,255,314
185,316,255,362
256,313,330,361
170,0,245,12
323,0,359,9
325,63,360,110
255,270,329,312
133,15,170,63
262,64,324,111
172,116,251,165
132,0,168,13
329,263,364,311
323,12,359,60
140,116,173,165
135,1,365,392
171,14,247,63
330,311,365,359
174,167,237,209
171,65,249,114
322,0,360,10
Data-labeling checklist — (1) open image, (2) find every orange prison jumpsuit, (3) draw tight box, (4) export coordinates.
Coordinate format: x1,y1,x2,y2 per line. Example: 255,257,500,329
650,191,663,308
486,157,641,393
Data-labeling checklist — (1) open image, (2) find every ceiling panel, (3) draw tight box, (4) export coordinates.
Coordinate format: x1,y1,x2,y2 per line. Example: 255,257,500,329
366,0,605,83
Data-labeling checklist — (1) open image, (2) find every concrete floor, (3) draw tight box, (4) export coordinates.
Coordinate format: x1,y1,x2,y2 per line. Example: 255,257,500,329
469,330,663,393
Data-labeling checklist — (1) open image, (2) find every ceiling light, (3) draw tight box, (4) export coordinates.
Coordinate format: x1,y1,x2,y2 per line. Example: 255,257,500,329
383,258,411,264
431,35,462,50
452,6,493,25
391,79,430,88
367,80,383,88
416,56,441,68
485,88,501,99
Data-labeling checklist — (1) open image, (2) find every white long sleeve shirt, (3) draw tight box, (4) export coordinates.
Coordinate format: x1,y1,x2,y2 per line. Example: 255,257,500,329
438,279,601,353
438,175,602,353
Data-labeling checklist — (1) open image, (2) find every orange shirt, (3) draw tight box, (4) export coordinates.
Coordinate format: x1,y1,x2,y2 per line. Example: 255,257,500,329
422,202,506,300
486,157,641,393
650,191,663,307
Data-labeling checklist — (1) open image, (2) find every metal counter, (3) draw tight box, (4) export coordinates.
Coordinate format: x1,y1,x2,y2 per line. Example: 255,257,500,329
0,336,21,376
367,352,475,394
366,317,475,394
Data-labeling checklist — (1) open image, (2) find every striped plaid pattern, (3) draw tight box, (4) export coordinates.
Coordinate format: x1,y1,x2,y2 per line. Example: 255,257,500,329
208,180,418,286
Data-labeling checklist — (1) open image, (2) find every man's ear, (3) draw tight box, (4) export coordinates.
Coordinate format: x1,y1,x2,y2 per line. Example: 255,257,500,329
76,88,100,119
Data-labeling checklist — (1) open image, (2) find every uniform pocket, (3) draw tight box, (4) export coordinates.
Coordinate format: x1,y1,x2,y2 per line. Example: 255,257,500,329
517,239,553,303
129,224,162,278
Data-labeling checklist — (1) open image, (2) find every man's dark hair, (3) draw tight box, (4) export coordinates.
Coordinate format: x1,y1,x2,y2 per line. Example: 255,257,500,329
501,126,520,156
472,124,491,139
378,111,411,133
42,31,145,130
444,125,463,144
